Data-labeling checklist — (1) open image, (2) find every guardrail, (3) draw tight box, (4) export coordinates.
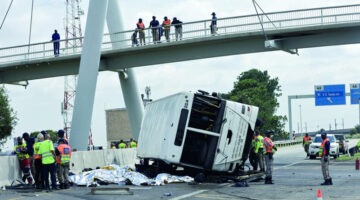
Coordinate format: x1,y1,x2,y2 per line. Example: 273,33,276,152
1,4,360,65
274,139,302,147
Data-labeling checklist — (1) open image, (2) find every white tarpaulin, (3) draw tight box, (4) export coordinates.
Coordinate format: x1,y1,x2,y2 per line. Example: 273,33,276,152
69,164,193,186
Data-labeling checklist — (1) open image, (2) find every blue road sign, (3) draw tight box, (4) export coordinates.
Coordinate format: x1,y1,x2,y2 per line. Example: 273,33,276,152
314,84,346,106
350,83,360,105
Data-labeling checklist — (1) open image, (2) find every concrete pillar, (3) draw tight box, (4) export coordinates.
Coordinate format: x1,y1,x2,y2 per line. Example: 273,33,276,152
70,0,109,150
106,0,144,140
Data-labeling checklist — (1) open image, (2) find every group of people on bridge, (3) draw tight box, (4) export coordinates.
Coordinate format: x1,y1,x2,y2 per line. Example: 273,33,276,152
14,130,71,191
131,12,218,47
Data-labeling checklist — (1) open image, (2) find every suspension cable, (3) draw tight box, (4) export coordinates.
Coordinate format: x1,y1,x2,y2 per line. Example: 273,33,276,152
27,0,34,57
252,0,278,41
0,0,14,30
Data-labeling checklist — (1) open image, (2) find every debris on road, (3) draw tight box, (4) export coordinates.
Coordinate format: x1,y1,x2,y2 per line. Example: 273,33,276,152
69,164,193,187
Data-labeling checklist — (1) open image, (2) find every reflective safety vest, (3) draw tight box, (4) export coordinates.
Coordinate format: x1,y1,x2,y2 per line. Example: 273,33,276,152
118,143,126,149
303,136,311,145
319,138,330,157
263,137,275,154
57,144,71,164
130,141,137,148
251,136,256,149
33,141,42,159
163,19,171,30
137,22,145,32
39,140,55,164
255,135,264,153
111,146,116,149
14,143,29,160
357,140,360,148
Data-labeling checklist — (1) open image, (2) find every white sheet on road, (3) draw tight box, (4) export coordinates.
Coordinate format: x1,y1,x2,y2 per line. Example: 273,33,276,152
69,164,194,186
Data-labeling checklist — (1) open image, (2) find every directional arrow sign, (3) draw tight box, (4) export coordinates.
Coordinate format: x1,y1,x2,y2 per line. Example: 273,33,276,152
350,83,360,105
315,84,346,106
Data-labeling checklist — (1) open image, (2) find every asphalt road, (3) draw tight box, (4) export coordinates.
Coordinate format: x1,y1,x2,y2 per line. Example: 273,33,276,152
1,143,360,200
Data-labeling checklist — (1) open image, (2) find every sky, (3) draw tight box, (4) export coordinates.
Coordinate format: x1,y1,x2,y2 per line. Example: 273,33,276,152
0,0,360,151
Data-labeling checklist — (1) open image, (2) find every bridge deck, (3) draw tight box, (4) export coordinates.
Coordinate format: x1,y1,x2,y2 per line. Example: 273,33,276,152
1,4,360,83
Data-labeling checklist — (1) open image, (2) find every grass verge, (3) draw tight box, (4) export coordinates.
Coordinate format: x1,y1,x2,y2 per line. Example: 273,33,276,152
336,152,360,161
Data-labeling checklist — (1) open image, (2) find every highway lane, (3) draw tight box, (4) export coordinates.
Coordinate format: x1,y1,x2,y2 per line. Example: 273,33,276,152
2,143,359,200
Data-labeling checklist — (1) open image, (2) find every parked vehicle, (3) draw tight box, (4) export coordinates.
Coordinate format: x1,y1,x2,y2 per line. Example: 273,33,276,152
136,90,259,175
309,134,339,159
334,134,349,154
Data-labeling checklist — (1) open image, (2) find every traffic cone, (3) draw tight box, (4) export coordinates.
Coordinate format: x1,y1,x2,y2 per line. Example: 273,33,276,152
317,189,323,200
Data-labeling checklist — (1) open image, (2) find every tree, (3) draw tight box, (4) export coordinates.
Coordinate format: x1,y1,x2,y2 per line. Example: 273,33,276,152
0,87,17,150
221,69,287,140
30,130,58,143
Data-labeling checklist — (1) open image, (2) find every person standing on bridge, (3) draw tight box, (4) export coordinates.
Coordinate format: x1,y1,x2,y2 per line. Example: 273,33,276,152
210,12,217,35
303,133,311,157
172,17,183,41
263,130,277,184
137,18,146,45
51,30,60,56
149,16,160,44
319,131,332,185
254,131,265,172
162,16,171,42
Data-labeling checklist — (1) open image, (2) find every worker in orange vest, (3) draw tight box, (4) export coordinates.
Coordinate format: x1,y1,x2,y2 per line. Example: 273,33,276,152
55,139,72,189
303,133,311,157
136,18,146,45
57,129,69,144
263,130,277,184
162,16,171,42
319,131,332,185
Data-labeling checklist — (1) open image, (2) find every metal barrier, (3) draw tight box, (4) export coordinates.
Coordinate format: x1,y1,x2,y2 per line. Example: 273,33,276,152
274,139,302,148
1,4,360,65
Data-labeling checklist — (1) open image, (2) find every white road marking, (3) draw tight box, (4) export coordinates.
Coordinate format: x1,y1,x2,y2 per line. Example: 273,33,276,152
274,160,305,170
170,190,208,200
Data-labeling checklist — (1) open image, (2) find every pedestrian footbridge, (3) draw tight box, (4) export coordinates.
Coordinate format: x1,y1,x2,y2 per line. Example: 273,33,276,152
1,4,360,83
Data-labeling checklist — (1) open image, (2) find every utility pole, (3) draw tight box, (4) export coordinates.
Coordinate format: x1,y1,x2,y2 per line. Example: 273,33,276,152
299,104,303,134
334,119,337,130
305,122,308,133
329,123,331,131
342,118,344,129
297,122,300,134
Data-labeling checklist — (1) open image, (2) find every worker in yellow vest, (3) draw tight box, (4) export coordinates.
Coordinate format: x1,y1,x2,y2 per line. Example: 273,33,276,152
38,133,58,191
249,133,258,171
255,131,265,172
129,139,137,148
118,140,127,149
14,137,33,185
33,133,44,189
55,139,72,189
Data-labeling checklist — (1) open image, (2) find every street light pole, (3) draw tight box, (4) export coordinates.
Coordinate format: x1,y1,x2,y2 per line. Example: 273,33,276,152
299,104,303,134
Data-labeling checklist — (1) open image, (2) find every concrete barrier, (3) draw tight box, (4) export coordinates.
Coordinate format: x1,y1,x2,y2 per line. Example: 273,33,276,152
0,149,137,187
275,140,302,148
0,155,21,188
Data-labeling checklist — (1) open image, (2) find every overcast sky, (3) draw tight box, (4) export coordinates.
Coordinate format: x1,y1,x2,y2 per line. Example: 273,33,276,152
1,0,360,150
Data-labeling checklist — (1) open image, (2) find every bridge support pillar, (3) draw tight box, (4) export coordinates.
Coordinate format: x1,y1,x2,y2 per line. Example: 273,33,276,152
69,0,109,150
106,0,144,140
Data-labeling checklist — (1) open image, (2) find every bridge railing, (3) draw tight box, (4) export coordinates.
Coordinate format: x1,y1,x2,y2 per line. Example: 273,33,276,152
1,4,360,65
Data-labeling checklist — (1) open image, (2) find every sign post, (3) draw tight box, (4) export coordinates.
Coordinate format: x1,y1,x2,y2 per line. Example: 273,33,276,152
350,83,360,124
314,84,346,106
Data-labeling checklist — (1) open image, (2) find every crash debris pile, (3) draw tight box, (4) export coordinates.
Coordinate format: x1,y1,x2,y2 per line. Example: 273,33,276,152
69,164,193,187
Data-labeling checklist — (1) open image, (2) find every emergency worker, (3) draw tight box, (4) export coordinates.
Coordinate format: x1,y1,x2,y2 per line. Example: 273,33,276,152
263,130,277,184
22,132,36,182
319,131,332,185
57,129,69,144
255,131,265,172
118,140,127,149
136,18,145,45
15,137,33,184
162,16,171,42
303,133,311,157
33,133,45,189
129,139,137,148
55,139,71,189
39,134,57,191
149,16,159,43
249,133,258,171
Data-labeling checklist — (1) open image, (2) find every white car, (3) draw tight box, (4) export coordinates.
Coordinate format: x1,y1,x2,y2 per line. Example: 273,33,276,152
309,134,339,159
